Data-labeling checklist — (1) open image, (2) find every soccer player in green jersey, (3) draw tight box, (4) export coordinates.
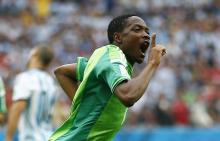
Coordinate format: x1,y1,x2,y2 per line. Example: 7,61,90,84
0,76,7,124
49,14,166,141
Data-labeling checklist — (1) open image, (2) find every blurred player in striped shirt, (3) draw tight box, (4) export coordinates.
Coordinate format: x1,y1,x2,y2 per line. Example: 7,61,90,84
6,45,58,141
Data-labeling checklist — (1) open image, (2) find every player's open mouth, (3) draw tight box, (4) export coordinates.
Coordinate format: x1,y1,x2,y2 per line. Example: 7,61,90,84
140,40,149,57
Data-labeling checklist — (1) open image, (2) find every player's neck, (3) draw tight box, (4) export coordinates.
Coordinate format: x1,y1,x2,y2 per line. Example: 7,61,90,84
112,43,135,66
126,57,134,66
28,62,47,71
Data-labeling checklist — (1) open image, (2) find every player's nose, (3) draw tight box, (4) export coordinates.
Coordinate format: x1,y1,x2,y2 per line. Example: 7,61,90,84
143,31,150,40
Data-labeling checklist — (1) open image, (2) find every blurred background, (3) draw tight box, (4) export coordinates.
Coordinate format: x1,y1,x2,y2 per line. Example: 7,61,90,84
0,0,220,141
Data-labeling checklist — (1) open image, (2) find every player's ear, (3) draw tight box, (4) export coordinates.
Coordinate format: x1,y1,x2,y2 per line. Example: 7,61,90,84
114,33,122,44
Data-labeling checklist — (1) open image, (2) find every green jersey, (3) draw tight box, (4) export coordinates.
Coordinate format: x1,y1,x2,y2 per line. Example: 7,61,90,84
49,45,133,141
0,77,6,113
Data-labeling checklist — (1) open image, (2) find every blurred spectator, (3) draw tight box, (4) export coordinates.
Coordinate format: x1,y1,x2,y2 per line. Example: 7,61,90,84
190,95,213,127
171,90,189,126
154,94,174,126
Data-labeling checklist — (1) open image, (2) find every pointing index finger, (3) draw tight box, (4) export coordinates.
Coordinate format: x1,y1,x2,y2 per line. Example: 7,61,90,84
151,33,156,48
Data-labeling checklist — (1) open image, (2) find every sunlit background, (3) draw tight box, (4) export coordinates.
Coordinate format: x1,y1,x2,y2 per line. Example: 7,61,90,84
0,0,220,141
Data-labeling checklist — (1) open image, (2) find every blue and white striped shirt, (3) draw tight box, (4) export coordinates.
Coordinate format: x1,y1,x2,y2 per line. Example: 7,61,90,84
13,69,57,141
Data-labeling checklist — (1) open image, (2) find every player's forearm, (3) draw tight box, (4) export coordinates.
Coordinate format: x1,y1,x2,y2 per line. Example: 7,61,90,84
6,106,21,141
131,61,158,98
115,62,158,107
54,69,78,101
0,113,5,124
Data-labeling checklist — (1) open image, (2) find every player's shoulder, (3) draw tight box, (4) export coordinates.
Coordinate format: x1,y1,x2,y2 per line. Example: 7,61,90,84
89,45,127,67
34,70,56,84
15,69,51,81
92,45,108,55
106,45,127,66
16,69,41,78
94,45,124,59
45,73,56,83
13,71,32,85
15,71,30,79
77,57,88,64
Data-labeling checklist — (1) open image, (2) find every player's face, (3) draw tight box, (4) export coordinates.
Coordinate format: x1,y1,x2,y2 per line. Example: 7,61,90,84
120,16,150,64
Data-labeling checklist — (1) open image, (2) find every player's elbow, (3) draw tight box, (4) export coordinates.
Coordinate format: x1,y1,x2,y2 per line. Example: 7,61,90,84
115,90,136,107
54,64,77,80
115,85,136,107
123,101,134,107
54,66,67,77
120,96,136,107
54,67,62,75
115,91,136,107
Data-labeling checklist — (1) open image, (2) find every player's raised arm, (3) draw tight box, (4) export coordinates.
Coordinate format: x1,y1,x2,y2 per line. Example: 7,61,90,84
54,64,78,101
114,33,166,107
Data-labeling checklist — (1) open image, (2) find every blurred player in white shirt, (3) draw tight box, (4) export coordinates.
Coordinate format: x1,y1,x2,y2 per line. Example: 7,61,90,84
6,45,57,141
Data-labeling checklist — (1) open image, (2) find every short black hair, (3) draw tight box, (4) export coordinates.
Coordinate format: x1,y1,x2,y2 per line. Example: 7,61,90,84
107,14,137,43
37,45,54,67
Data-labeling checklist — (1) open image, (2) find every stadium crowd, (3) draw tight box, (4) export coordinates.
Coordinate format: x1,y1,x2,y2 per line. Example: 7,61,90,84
0,0,220,129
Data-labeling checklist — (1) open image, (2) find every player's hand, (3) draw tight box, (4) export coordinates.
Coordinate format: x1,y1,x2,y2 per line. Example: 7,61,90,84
148,33,166,66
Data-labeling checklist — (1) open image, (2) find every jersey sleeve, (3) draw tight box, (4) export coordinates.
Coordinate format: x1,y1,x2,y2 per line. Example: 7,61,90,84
13,74,32,101
100,60,131,93
76,57,88,81
0,77,7,113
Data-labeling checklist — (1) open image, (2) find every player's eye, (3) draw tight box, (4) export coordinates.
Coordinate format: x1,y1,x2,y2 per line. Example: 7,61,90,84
133,27,141,32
